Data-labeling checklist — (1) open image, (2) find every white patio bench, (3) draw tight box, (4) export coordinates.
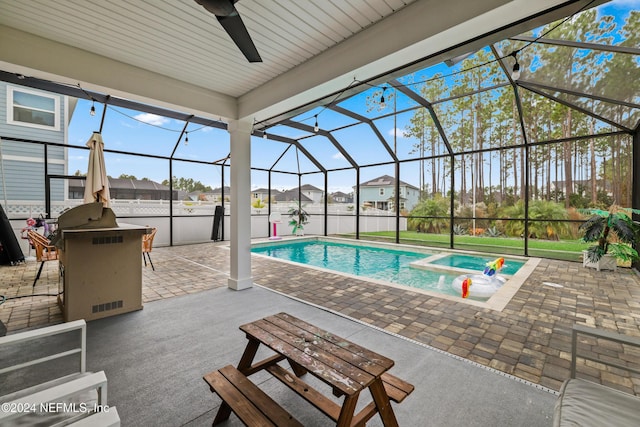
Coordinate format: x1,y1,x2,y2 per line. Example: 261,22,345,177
0,320,120,426
553,324,640,427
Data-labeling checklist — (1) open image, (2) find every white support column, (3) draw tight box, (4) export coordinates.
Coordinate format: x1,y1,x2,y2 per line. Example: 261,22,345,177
227,119,253,290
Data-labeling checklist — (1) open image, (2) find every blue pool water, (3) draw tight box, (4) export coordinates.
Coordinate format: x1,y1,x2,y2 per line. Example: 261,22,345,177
429,254,525,275
252,240,522,298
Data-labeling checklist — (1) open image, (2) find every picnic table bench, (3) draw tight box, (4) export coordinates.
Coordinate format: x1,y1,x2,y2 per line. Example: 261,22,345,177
204,312,414,426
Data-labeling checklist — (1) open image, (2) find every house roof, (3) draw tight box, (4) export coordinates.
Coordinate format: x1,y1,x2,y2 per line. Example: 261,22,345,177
274,190,312,202
299,184,323,192
211,186,232,195
359,175,419,191
71,177,171,191
331,191,350,198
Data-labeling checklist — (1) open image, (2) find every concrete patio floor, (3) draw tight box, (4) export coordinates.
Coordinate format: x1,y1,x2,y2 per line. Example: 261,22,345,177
1,238,639,399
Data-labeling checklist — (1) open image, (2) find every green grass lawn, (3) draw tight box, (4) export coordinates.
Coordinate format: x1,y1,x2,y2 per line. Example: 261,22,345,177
354,231,590,260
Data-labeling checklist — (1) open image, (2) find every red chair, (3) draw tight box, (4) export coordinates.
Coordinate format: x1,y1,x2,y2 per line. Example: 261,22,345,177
27,230,58,287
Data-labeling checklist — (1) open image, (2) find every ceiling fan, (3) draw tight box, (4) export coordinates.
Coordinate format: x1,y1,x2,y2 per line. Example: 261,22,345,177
194,0,262,63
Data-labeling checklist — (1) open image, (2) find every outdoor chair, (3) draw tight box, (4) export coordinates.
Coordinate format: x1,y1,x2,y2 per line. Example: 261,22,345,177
0,320,120,426
553,324,640,426
142,227,157,271
27,229,58,287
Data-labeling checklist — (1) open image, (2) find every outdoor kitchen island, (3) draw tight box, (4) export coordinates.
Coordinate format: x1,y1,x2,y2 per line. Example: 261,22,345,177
57,223,150,322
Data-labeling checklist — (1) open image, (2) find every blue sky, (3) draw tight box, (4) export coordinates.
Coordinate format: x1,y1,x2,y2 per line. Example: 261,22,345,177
67,0,638,194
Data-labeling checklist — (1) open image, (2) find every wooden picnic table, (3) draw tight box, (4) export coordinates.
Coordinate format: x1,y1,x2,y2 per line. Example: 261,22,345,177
206,312,413,426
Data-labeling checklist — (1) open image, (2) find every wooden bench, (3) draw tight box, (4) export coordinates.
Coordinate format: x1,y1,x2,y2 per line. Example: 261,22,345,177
380,372,414,403
267,363,414,425
327,372,414,403
204,365,303,427
27,229,58,287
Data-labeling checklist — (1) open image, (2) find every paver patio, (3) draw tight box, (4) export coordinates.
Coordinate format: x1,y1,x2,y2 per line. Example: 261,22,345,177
1,240,639,395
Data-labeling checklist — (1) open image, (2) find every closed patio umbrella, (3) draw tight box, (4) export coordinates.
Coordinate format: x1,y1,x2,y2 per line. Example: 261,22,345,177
83,132,111,207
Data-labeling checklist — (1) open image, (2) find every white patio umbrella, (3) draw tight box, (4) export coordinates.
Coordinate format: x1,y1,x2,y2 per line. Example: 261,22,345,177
83,132,111,207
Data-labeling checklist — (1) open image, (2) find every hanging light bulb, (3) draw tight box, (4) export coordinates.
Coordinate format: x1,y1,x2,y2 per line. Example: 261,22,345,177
314,115,319,132
184,131,189,146
511,52,521,81
380,86,387,109
90,100,96,116
263,130,268,139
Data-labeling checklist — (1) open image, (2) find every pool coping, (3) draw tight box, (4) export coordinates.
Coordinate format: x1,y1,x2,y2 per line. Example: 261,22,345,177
250,236,541,311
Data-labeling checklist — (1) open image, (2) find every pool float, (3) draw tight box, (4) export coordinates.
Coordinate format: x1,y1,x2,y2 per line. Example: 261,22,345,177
451,274,506,299
451,257,507,299
483,257,505,277
461,277,472,298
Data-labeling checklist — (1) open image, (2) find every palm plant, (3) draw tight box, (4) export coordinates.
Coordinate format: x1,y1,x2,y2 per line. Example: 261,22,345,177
528,200,569,240
408,196,449,233
579,206,640,263
288,201,309,235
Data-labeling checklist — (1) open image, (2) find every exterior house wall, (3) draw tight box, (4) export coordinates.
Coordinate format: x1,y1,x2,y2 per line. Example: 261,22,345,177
0,83,67,204
302,189,323,203
251,189,271,202
359,184,419,211
360,186,390,210
402,187,420,211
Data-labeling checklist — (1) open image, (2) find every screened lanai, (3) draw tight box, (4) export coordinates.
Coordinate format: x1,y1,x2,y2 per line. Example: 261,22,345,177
1,3,640,423
3,0,636,266
250,0,640,262
0,0,638,285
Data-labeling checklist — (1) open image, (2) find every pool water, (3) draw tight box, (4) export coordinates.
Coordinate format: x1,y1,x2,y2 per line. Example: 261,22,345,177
428,254,525,275
252,240,519,298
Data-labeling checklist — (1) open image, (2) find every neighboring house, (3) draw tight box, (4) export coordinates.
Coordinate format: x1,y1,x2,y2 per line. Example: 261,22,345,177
0,82,69,205
299,184,324,203
356,175,420,211
209,186,231,202
274,189,312,203
252,187,279,202
69,178,184,200
331,191,352,203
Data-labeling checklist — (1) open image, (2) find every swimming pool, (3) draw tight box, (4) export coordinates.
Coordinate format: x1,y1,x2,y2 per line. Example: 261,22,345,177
421,254,525,275
251,239,526,299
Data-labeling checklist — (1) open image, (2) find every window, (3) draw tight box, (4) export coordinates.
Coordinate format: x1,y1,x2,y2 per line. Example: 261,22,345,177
379,188,385,196
7,86,60,130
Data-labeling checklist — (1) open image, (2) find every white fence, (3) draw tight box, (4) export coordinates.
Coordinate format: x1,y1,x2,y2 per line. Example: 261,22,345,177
4,200,406,252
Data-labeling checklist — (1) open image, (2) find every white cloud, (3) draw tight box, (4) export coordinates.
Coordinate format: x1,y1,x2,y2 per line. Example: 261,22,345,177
388,128,409,138
134,113,169,126
332,152,345,160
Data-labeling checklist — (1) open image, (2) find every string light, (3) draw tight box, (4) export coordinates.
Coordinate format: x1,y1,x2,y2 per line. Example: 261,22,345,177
313,115,319,132
380,86,387,108
511,52,521,80
90,100,96,116
184,131,189,146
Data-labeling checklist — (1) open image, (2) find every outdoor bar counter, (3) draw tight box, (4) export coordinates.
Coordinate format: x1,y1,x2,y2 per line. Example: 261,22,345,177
57,223,150,322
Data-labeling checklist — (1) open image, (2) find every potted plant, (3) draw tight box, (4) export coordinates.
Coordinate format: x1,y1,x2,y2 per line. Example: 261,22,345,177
288,202,309,236
579,206,640,271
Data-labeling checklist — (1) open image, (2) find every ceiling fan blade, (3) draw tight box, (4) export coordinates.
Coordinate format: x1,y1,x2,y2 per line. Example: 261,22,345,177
216,12,262,63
